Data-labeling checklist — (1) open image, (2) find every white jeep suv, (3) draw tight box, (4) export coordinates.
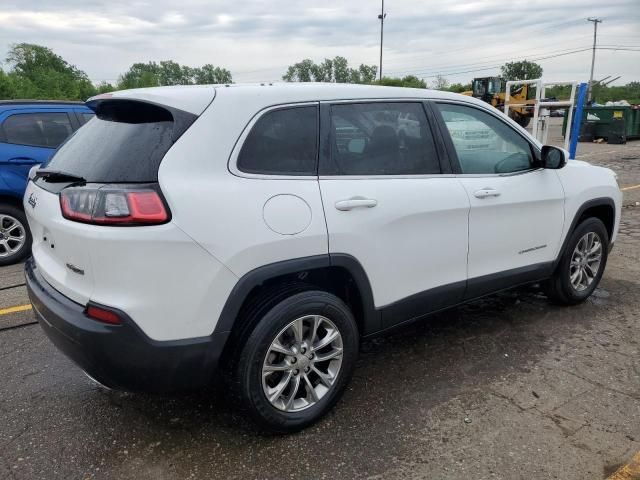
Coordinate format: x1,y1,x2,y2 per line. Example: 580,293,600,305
24,84,621,433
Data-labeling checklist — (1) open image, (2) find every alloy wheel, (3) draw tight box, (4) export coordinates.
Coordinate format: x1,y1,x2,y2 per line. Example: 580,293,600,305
0,214,26,258
262,315,344,412
569,231,602,292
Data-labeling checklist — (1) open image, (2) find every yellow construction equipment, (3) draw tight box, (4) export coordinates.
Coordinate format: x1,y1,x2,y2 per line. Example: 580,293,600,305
462,76,535,127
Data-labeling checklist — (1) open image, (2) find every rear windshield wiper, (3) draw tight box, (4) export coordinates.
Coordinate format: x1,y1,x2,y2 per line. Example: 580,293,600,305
35,169,87,183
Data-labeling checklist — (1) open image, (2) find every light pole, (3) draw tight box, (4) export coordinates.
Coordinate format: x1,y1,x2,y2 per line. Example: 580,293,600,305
587,17,602,103
378,0,386,81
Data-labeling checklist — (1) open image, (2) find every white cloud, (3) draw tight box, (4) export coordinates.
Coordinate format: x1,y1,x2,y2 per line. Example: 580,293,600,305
0,0,638,86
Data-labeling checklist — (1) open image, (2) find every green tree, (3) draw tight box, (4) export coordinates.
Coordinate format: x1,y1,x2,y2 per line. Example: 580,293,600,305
283,56,377,84
0,68,16,98
377,75,427,88
333,56,350,83
352,64,378,84
118,60,233,89
194,64,232,84
282,59,315,82
447,83,472,93
500,60,543,81
3,43,97,100
95,81,116,94
117,62,161,89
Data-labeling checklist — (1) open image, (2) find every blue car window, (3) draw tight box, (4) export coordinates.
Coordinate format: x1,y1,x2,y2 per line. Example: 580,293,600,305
81,112,95,124
2,112,73,148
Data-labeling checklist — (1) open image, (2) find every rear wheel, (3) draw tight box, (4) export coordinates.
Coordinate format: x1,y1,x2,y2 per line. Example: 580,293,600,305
0,204,31,266
232,290,358,433
545,217,608,305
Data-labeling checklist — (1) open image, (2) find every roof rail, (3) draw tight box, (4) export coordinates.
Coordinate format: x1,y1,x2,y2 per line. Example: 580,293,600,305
0,99,85,106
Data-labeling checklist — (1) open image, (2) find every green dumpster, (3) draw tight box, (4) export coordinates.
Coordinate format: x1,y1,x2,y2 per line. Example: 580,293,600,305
562,106,640,140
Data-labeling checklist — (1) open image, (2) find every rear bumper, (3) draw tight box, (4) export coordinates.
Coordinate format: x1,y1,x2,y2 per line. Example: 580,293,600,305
25,257,229,393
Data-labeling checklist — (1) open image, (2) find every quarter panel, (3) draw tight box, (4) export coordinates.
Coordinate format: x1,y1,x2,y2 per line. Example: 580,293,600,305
556,161,622,248
158,87,329,279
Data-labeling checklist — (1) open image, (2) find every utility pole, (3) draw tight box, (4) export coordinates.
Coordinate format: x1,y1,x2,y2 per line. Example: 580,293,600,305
587,17,602,102
378,0,386,81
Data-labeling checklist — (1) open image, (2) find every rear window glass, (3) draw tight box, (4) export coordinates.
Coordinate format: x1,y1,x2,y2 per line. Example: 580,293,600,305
2,112,73,148
238,105,318,175
44,101,192,183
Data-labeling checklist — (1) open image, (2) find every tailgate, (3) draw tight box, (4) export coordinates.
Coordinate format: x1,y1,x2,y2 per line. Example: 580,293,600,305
24,180,94,304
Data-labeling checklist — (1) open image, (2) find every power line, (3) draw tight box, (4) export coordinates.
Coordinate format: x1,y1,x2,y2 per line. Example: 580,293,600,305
384,44,592,77
386,48,594,78
385,46,638,80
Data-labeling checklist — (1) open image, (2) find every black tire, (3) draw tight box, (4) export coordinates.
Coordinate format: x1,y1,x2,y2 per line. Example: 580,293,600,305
0,203,32,267
545,217,609,305
231,290,358,434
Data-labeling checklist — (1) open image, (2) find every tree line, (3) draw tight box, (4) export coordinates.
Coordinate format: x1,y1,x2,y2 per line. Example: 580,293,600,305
0,43,232,100
0,43,638,104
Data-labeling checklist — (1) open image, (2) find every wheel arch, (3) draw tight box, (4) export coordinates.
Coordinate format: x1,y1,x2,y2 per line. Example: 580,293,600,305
214,254,379,342
0,192,25,210
555,197,616,269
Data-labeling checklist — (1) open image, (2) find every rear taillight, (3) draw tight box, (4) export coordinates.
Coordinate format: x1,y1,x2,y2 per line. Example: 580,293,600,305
60,185,169,226
86,305,122,325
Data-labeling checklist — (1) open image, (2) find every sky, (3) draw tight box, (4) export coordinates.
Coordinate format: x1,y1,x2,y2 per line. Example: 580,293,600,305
0,0,639,87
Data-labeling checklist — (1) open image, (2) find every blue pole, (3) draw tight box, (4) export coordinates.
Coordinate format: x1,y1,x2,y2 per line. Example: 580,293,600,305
569,82,588,160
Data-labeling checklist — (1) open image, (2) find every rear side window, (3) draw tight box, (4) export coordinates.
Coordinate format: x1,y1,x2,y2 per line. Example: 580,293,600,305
325,102,440,175
1,112,73,148
238,106,318,175
44,101,195,183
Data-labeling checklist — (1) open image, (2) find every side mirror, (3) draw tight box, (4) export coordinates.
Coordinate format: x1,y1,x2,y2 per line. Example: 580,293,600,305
541,145,567,169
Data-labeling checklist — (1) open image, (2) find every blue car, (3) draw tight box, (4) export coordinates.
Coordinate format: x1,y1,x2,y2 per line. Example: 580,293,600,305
0,100,93,265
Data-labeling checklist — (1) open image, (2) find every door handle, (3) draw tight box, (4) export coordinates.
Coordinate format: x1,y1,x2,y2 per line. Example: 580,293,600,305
473,188,501,199
335,196,378,211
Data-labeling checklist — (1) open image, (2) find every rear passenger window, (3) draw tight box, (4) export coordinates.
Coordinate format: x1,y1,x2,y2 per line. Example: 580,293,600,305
326,103,440,175
238,106,318,175
1,112,73,148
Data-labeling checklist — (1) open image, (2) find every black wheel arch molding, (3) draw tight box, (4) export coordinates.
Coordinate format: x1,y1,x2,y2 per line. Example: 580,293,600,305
214,253,380,337
553,196,617,270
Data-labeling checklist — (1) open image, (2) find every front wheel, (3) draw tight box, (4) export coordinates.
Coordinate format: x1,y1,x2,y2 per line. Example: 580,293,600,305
0,204,32,266
545,217,609,305
233,290,359,433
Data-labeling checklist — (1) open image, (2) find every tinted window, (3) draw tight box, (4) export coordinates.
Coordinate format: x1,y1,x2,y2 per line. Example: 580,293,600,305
436,103,534,174
327,103,440,175
81,112,95,124
44,101,194,183
238,106,318,175
2,112,72,148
